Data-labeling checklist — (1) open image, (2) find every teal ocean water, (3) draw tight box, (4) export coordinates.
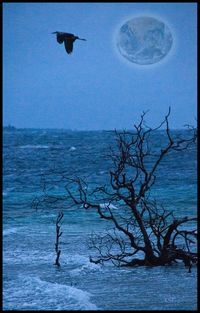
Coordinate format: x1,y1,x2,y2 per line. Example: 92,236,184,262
3,129,197,310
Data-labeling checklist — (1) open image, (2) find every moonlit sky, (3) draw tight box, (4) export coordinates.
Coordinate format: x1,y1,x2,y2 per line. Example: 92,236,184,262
3,2,197,130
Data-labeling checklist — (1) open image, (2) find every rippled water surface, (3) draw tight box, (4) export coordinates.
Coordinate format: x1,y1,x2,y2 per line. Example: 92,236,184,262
3,129,197,310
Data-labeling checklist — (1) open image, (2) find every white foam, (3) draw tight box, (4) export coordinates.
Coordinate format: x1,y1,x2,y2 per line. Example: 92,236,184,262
4,275,98,310
70,260,102,276
69,146,76,151
19,145,49,149
65,254,90,266
100,203,119,210
3,227,20,236
99,170,106,175
6,187,15,191
3,187,16,196
3,248,55,265
3,250,92,268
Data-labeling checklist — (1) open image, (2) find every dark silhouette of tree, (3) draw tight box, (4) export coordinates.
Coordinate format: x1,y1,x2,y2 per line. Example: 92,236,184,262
33,108,197,271
54,211,64,267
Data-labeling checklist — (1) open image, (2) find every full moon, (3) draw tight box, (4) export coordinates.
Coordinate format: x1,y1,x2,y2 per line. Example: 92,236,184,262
116,16,173,65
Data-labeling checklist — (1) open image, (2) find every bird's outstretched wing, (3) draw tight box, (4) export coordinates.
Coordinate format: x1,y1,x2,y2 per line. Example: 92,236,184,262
64,39,73,54
56,33,64,44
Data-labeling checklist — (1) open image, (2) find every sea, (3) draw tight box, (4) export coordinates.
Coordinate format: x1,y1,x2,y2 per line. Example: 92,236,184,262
3,128,197,311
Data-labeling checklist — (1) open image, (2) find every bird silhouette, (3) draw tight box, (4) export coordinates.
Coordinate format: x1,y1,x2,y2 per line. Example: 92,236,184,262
52,31,86,54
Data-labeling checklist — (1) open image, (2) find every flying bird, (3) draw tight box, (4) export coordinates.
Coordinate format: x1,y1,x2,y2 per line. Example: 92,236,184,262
52,31,86,54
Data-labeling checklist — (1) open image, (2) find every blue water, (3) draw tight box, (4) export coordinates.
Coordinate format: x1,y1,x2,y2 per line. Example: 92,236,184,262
3,129,197,310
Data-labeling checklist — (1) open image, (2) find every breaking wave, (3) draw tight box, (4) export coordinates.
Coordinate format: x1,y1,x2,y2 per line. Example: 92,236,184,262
3,275,98,310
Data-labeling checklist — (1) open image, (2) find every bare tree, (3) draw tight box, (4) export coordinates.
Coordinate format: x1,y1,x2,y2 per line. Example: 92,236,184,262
34,108,197,271
63,108,197,270
54,211,64,267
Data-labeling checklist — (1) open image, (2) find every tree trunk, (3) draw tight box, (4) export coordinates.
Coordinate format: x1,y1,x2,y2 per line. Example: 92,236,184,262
128,201,156,260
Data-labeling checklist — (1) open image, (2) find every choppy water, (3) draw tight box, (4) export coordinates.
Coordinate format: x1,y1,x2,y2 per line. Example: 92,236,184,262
3,128,197,310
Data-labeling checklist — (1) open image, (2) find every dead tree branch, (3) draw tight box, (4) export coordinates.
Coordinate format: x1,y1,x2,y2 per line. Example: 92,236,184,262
54,211,64,267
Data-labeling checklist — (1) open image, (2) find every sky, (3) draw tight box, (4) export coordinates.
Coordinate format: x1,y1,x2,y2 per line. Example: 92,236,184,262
3,2,197,130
